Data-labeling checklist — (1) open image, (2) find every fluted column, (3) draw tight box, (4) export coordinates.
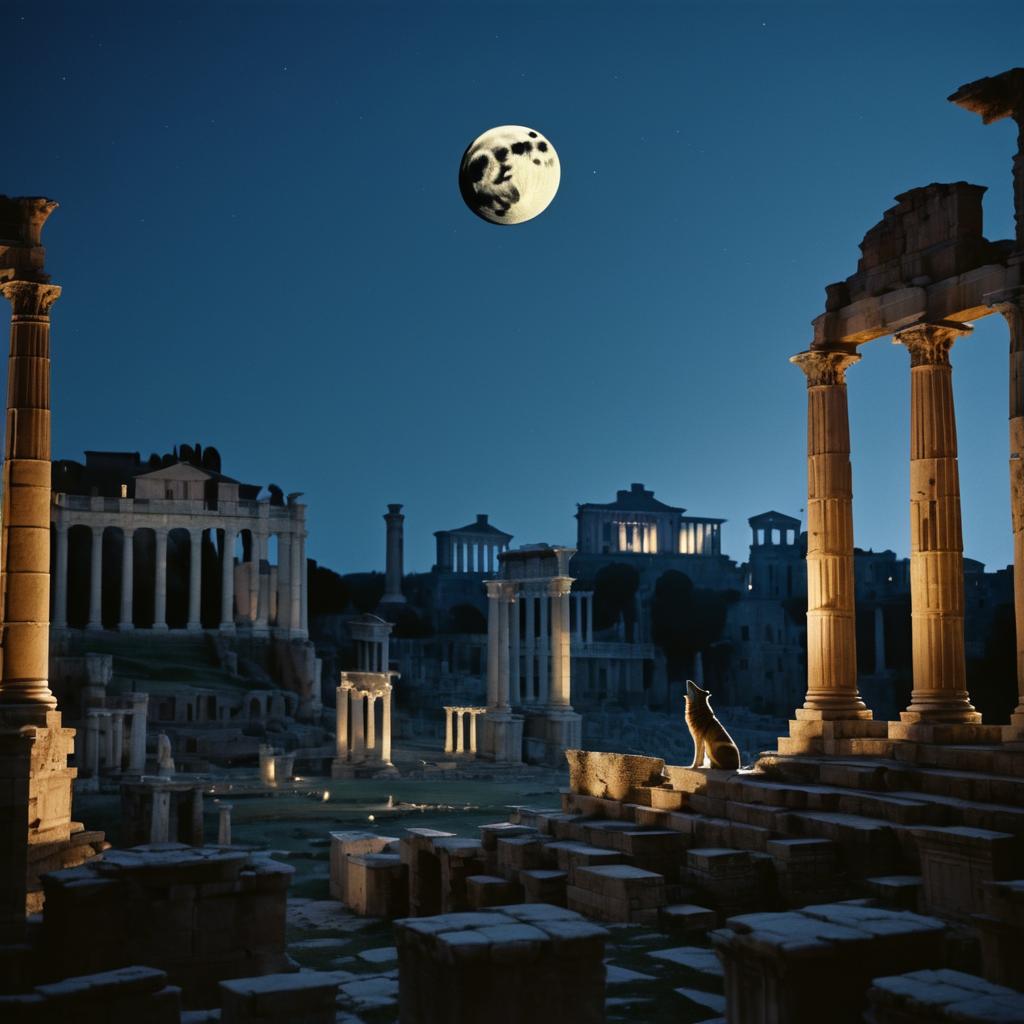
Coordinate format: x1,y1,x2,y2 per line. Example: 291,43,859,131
469,710,478,753
993,296,1024,723
186,528,202,631
220,528,236,631
791,347,869,720
298,531,308,635
254,531,269,631
276,531,291,631
289,527,302,633
548,578,573,707
456,709,465,753
335,681,351,759
119,528,134,631
895,322,979,723
497,584,513,709
510,593,521,705
381,684,392,764
87,525,103,630
0,275,60,707
444,706,453,753
153,528,168,630
350,691,365,760
524,592,536,702
53,522,68,629
485,580,501,708
366,693,376,754
538,590,550,704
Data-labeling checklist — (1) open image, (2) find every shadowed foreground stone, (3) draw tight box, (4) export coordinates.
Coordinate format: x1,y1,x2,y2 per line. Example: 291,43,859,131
866,968,1024,1022
711,902,947,1024
395,904,607,1024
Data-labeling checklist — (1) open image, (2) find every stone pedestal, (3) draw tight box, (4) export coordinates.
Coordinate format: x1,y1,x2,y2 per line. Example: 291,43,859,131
395,904,607,1024
0,727,32,946
346,853,408,917
479,709,523,764
220,971,338,1024
711,902,947,1024
328,830,398,903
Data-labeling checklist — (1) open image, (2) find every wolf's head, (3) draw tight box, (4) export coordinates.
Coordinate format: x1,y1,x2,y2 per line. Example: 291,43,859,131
685,679,711,705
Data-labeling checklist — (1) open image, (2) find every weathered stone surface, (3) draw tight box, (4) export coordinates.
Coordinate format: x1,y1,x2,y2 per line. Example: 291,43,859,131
395,905,606,1024
346,853,408,918
865,967,1024,1022
329,830,397,902
566,749,664,802
712,903,946,1024
974,879,1024,990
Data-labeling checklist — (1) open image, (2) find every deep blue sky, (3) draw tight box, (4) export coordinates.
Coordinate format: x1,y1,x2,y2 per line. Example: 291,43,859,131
5,1,1024,573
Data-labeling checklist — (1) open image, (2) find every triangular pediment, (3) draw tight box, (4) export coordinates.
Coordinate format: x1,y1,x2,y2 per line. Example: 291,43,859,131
135,462,213,482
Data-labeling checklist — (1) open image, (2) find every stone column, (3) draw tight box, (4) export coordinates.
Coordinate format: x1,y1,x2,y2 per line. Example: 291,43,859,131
276,531,292,631
790,347,869,720
539,590,550,704
366,693,376,755
874,605,887,674
150,789,171,844
350,692,365,761
217,802,233,845
469,710,478,754
220,528,236,631
255,531,269,631
549,578,572,707
297,531,308,635
0,272,60,708
525,592,536,702
119,529,134,630
444,706,453,753
895,322,979,723
128,693,148,772
993,296,1024,724
457,540,466,573
87,525,103,630
456,709,465,753
485,580,501,708
497,584,513,709
510,595,521,705
289,527,302,632
187,528,203,631
53,522,69,629
153,528,168,630
382,504,406,603
111,710,124,772
381,684,392,764
335,681,350,759
586,593,594,645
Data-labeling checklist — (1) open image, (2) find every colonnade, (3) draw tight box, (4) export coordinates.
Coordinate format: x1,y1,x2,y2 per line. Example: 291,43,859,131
442,538,509,574
81,694,147,778
793,323,981,724
335,678,393,765
443,705,484,755
486,578,582,709
50,518,308,636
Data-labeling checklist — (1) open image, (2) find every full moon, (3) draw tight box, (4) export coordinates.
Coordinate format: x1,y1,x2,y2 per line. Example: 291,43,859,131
458,125,560,225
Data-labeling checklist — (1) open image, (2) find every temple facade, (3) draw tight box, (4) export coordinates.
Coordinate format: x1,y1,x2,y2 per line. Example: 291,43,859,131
50,447,308,637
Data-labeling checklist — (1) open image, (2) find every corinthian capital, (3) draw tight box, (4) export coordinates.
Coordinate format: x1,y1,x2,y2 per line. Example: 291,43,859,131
894,321,971,367
790,347,860,386
0,279,61,317
546,577,574,598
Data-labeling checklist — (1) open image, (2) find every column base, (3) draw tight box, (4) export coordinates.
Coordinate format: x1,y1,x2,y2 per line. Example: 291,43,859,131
86,622,104,632
218,622,236,634
479,710,524,765
185,622,203,633
900,696,981,725
151,623,168,632
117,623,134,633
776,715,889,757
795,706,874,723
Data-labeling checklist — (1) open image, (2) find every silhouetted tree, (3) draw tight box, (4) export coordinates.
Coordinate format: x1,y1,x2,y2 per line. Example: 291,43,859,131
393,607,432,638
592,562,640,633
450,603,487,634
651,570,736,681
309,562,350,616
344,572,385,613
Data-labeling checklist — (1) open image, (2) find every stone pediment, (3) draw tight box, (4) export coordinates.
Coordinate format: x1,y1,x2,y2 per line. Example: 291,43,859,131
135,462,213,483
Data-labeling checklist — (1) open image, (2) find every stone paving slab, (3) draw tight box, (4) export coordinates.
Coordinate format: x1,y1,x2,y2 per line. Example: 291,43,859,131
674,987,727,1014
647,946,724,976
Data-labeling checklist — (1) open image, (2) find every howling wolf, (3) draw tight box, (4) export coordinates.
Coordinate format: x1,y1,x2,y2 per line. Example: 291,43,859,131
685,679,741,770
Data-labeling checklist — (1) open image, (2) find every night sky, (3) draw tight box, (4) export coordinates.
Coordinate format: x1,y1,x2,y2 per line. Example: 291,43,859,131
5,1,1024,575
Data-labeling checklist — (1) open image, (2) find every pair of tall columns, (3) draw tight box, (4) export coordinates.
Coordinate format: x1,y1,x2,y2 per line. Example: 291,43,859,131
335,682,392,764
793,322,978,724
